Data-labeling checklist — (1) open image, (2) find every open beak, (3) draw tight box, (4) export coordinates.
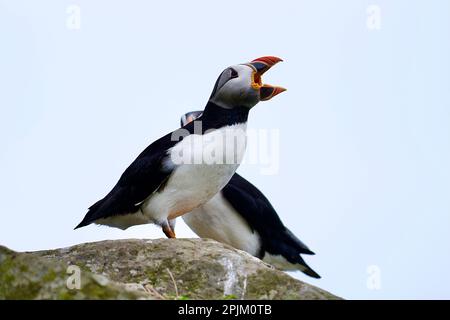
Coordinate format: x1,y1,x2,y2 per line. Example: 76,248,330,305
248,56,286,101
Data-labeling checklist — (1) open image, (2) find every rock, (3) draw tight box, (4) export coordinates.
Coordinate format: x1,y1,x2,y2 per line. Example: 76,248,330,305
0,238,340,300
0,245,152,299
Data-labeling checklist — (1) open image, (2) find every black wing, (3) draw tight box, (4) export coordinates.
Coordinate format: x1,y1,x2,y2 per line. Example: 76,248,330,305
75,130,181,229
221,174,320,278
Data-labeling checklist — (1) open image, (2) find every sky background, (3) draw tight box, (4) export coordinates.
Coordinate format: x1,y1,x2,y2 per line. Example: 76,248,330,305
1,0,449,299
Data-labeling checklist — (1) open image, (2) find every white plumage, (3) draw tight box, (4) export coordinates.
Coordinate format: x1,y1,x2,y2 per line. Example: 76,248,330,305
97,123,247,230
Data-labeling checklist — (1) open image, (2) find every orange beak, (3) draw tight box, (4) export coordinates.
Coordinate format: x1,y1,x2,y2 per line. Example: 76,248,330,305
248,56,286,101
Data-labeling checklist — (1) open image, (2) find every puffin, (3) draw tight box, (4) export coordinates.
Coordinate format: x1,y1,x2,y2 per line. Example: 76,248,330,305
176,111,320,278
75,56,286,238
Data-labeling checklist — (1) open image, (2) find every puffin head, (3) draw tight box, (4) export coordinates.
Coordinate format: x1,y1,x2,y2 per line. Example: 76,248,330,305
209,56,286,109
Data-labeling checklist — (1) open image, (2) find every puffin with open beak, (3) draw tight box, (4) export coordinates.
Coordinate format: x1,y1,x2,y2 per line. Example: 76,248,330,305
174,111,320,279
75,57,286,238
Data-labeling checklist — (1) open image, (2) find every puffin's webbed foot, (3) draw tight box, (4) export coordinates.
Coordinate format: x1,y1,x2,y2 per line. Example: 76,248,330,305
162,220,176,239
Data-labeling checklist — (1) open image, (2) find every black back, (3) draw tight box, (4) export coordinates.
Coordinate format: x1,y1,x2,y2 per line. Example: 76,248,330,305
221,173,321,278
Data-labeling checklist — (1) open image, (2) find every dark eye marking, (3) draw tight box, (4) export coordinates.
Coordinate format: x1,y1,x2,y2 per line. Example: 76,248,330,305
209,68,239,99
230,68,238,79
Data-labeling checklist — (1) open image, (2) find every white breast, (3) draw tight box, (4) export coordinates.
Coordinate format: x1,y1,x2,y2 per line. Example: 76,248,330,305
183,193,302,271
141,123,248,224
182,192,261,256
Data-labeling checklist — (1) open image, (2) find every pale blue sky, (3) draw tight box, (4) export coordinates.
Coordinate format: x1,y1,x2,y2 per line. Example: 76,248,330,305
1,0,449,299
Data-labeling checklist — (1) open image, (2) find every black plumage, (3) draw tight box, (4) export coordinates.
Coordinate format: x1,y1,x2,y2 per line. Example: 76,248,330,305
221,174,321,278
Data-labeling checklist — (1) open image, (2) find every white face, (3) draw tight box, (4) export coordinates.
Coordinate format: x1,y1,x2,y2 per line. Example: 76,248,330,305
209,64,259,109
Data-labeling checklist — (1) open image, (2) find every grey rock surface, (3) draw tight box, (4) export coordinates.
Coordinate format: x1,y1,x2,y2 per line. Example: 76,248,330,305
1,238,340,300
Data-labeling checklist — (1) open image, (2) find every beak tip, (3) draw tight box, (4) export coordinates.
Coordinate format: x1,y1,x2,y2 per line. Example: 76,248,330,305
275,87,287,96
260,85,287,101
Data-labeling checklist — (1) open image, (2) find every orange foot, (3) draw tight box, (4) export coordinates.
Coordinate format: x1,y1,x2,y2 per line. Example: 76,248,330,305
162,223,176,239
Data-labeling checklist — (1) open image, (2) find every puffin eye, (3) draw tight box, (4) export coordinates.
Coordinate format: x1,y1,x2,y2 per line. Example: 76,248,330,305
230,68,238,79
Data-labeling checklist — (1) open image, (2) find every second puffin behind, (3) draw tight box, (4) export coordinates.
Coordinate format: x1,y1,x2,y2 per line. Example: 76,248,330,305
177,111,321,279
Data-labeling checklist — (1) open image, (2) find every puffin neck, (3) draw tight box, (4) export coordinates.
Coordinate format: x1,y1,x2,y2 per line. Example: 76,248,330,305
201,101,249,128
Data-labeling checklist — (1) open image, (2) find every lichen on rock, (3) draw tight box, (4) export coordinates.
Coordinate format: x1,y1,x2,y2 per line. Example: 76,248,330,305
0,239,340,300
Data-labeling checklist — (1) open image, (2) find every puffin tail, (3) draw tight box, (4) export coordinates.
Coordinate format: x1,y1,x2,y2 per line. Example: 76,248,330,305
296,255,321,279
74,215,93,230
266,227,320,278
74,198,106,229
284,228,315,255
